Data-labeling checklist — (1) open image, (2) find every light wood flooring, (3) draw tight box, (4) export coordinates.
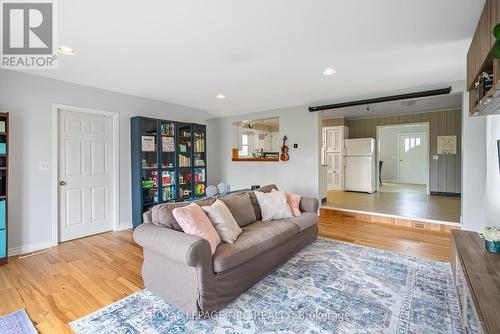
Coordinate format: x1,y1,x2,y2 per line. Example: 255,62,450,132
0,215,451,333
325,187,461,223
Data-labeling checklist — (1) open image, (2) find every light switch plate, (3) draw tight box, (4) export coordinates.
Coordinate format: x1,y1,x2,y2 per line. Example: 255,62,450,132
39,162,49,170
432,155,439,160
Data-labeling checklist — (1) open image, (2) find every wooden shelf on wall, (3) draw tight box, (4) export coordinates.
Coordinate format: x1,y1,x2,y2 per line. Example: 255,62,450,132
232,157,279,162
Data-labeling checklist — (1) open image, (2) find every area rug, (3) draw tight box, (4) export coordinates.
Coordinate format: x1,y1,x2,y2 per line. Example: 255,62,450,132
70,239,462,334
0,309,38,334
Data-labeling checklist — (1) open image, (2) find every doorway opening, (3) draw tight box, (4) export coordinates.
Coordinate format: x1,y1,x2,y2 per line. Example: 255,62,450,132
377,123,430,194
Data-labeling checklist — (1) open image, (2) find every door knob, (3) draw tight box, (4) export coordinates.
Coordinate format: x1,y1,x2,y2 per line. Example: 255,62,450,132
59,181,66,186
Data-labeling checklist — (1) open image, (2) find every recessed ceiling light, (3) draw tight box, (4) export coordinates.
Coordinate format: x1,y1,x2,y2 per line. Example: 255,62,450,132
216,94,226,99
323,68,336,76
57,46,76,55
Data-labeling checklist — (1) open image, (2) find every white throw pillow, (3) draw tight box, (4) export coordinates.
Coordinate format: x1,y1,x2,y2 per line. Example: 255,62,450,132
202,199,242,244
254,190,293,221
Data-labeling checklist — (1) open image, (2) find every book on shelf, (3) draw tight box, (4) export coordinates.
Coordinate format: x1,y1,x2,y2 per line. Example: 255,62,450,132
194,138,205,152
194,168,205,182
195,183,205,196
162,136,175,152
162,186,175,201
178,154,191,167
161,123,174,136
141,136,155,152
162,171,175,186
194,159,205,167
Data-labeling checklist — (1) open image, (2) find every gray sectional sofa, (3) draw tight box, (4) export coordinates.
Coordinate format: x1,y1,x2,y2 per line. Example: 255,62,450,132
133,185,319,315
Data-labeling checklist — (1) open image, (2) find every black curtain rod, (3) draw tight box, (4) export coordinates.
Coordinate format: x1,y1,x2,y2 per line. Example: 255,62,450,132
308,87,452,112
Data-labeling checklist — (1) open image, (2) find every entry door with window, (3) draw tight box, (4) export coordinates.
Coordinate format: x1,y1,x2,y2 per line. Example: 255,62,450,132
398,133,427,185
58,110,114,242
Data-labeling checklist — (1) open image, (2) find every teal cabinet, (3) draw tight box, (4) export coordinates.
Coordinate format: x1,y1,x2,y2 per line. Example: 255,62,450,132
0,200,5,230
0,229,5,259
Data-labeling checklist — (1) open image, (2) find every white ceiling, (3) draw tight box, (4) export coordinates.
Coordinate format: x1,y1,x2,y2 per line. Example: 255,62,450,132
25,0,483,117
319,93,463,119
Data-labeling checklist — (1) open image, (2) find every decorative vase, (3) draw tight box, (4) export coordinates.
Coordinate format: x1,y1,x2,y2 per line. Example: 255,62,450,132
206,185,218,198
485,240,500,253
217,183,230,195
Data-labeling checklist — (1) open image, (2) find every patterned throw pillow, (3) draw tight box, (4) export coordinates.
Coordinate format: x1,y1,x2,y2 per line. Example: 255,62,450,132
172,203,221,254
254,190,294,221
272,189,302,217
202,200,242,244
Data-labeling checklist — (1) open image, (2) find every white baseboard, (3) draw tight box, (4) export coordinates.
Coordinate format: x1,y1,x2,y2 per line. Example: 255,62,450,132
116,222,133,231
9,240,54,257
9,225,132,257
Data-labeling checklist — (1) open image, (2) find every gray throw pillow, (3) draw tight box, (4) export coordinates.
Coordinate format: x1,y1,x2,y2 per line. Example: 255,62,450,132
151,197,215,231
218,192,256,227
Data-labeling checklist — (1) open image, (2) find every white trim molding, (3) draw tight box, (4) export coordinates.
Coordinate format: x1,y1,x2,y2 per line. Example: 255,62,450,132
8,241,54,257
51,104,120,246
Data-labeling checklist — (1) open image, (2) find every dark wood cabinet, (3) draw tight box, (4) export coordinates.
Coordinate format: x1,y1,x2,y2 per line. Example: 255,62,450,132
451,230,500,333
467,0,500,115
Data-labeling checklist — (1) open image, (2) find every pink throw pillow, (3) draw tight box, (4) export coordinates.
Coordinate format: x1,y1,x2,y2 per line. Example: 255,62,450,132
272,189,302,217
172,203,221,254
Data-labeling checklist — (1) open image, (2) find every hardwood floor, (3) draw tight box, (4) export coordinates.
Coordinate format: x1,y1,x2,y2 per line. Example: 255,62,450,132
325,188,461,223
0,215,451,333
318,214,451,262
0,231,144,333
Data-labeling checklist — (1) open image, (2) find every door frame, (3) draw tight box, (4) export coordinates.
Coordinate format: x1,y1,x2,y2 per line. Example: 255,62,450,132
396,131,428,184
376,122,430,194
51,104,120,246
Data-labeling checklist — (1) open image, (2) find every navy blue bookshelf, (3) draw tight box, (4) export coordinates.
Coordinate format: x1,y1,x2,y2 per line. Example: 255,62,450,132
131,117,206,228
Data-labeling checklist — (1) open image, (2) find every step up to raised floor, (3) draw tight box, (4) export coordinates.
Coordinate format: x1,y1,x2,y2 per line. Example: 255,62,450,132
319,207,460,234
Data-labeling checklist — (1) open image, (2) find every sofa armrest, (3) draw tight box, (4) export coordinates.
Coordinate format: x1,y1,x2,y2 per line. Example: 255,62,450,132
299,196,319,213
133,223,211,267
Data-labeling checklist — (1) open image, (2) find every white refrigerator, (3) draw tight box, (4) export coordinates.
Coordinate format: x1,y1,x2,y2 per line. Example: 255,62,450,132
344,138,376,193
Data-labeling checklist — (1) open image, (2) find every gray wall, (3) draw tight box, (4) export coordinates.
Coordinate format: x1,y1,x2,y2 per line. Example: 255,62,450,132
345,109,462,194
207,105,321,199
0,70,209,254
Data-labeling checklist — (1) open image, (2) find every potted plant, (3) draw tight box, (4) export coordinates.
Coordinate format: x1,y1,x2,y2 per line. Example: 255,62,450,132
479,227,500,253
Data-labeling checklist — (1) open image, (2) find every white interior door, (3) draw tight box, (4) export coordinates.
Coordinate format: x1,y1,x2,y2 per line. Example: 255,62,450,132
58,110,114,242
325,128,341,153
398,133,427,185
326,153,342,190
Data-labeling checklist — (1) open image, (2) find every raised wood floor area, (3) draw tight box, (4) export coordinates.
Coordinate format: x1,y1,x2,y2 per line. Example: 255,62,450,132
0,213,452,333
325,187,461,223
318,211,452,262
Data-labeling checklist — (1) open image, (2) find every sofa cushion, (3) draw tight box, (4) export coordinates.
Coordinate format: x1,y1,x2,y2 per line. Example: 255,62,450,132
254,190,293,221
257,184,278,193
218,193,256,227
172,203,221,254
272,189,302,217
212,220,299,273
202,199,242,244
281,212,317,232
151,197,215,231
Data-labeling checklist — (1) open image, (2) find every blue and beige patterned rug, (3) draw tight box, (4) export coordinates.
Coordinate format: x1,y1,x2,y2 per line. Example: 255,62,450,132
70,239,462,333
